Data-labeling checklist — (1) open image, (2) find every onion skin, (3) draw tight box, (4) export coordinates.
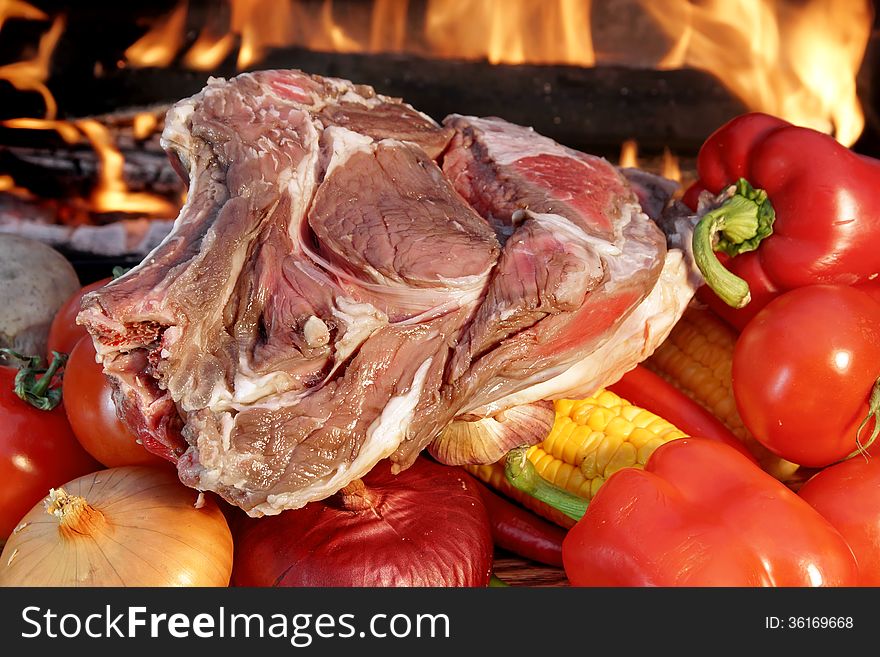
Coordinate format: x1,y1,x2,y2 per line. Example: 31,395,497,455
0,466,234,587
232,458,493,587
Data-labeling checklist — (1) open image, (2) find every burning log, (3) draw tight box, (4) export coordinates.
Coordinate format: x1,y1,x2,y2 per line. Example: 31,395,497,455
0,106,180,213
0,105,178,275
44,49,749,156
1,142,179,203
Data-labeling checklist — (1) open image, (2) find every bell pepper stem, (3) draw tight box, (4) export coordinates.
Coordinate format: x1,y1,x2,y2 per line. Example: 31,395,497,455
0,348,67,411
504,447,589,522
850,377,880,458
692,178,776,308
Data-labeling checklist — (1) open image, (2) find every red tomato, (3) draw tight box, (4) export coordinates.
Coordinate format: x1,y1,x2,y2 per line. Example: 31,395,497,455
0,365,101,539
855,279,880,308
46,277,111,359
62,336,164,467
732,285,880,467
798,456,880,586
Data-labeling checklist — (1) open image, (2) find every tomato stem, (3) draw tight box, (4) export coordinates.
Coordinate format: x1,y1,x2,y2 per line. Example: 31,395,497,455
692,178,776,308
0,348,67,411
504,447,588,521
851,377,880,458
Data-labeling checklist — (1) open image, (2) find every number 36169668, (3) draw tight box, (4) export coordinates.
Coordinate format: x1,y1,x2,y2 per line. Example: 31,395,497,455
765,617,853,629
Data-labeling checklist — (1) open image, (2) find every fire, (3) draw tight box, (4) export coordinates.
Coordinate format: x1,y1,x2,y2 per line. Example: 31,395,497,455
116,0,871,146
232,0,296,70
0,0,45,31
124,1,188,68
643,0,872,146
0,174,32,198
183,29,237,71
0,2,64,120
425,0,594,66
619,139,639,169
0,0,873,227
76,120,178,216
369,0,408,53
3,115,178,217
132,113,160,140
661,147,681,183
2,117,80,143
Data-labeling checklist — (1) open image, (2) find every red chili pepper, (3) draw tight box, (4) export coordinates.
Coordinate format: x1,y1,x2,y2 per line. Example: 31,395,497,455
685,112,880,329
472,478,564,567
504,439,859,586
607,365,755,462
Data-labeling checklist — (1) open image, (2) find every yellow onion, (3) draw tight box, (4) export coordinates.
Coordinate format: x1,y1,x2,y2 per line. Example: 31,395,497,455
0,465,233,587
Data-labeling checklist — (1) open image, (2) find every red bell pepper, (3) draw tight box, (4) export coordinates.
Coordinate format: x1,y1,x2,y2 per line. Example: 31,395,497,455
686,112,880,330
505,438,859,586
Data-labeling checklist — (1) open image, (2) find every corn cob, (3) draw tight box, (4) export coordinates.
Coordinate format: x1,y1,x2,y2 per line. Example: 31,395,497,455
465,389,687,528
644,306,800,482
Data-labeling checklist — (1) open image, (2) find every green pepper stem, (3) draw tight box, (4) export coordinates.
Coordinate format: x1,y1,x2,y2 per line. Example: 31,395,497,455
0,348,67,411
692,178,776,309
504,447,589,521
848,377,880,459
489,574,509,587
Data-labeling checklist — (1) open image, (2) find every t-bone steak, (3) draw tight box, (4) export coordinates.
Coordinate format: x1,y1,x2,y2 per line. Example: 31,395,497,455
78,69,699,516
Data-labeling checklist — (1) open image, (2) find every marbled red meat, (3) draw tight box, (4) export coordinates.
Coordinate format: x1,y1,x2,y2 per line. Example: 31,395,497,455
78,69,698,516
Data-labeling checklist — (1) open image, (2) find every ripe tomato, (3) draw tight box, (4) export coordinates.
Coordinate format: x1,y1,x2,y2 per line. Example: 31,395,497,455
856,279,880,308
62,336,164,468
46,277,111,359
798,456,880,586
0,364,101,539
732,285,880,467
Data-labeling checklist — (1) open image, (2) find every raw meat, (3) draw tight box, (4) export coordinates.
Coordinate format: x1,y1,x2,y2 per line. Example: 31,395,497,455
78,70,698,516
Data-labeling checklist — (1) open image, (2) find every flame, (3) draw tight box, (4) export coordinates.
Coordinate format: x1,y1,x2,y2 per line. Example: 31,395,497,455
424,0,594,66
2,117,80,143
0,10,64,119
0,0,46,31
233,0,296,70
0,174,33,198
643,0,871,146
661,147,681,183
131,112,160,140
76,119,177,216
124,1,188,68
183,30,237,71
619,139,639,169
110,0,871,146
319,0,362,53
3,115,175,217
369,0,409,53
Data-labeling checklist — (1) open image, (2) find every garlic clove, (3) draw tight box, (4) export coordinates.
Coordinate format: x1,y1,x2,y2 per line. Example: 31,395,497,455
429,400,554,465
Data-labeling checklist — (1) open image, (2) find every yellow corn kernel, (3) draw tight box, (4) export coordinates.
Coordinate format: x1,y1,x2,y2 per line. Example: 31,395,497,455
464,389,687,528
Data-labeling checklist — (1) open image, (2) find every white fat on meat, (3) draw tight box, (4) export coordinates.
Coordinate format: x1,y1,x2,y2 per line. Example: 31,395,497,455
450,115,584,168
468,248,700,416
303,315,330,348
331,297,389,364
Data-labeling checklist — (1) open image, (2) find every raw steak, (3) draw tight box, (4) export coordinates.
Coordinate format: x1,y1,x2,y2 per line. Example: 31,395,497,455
78,69,698,516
